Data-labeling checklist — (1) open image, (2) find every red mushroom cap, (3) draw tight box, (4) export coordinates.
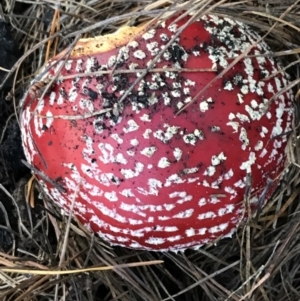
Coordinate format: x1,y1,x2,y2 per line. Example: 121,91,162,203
21,14,294,251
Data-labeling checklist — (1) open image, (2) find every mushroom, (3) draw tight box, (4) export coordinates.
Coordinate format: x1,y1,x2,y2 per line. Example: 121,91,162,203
21,14,294,251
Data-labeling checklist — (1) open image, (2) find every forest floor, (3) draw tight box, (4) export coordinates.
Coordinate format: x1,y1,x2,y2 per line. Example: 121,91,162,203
0,1,300,301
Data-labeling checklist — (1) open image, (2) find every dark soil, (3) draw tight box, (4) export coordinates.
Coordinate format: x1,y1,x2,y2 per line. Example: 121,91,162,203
0,18,28,252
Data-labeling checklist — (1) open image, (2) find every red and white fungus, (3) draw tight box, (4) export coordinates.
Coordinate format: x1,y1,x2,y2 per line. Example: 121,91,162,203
21,14,294,251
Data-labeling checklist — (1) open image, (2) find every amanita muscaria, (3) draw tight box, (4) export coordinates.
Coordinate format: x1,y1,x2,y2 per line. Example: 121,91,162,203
21,14,294,251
